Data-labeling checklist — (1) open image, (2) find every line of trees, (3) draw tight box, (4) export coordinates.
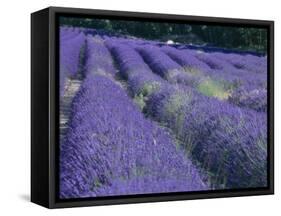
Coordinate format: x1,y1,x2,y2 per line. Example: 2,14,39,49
60,17,267,53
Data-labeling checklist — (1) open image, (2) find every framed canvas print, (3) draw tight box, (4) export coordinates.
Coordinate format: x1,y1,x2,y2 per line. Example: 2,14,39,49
31,6,274,208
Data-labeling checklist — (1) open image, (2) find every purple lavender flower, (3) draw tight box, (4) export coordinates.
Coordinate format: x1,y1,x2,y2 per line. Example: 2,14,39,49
229,87,267,112
105,40,165,97
60,29,86,96
136,45,198,86
85,35,117,76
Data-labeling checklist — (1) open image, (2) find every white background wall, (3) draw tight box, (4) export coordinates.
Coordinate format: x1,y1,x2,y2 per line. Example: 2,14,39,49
0,0,279,214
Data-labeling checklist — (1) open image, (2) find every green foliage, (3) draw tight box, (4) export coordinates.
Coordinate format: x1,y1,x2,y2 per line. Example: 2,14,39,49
134,94,146,110
164,92,192,134
197,79,229,100
133,82,161,110
92,179,102,190
141,82,161,96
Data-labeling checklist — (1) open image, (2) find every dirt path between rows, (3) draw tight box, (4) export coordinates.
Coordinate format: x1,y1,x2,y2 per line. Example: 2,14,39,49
60,78,82,142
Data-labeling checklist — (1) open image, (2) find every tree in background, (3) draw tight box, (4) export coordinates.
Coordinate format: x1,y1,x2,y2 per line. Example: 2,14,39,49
60,17,267,53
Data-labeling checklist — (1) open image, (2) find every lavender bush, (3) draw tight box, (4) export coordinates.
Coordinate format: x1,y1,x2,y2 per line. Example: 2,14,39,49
60,29,86,96
85,35,117,76
105,40,165,100
136,45,199,87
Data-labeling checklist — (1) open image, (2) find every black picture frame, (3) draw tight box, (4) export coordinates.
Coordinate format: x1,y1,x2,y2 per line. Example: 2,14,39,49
31,6,274,209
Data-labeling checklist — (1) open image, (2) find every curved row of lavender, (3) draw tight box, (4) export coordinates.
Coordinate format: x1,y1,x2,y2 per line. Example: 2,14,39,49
85,35,117,76
105,40,165,98
59,28,86,96
60,27,268,198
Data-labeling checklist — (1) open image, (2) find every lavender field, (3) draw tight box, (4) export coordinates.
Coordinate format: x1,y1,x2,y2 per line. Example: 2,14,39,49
59,26,268,199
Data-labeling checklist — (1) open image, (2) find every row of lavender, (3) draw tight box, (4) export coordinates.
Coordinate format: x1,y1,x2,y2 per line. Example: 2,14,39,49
60,27,268,198
59,27,86,96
